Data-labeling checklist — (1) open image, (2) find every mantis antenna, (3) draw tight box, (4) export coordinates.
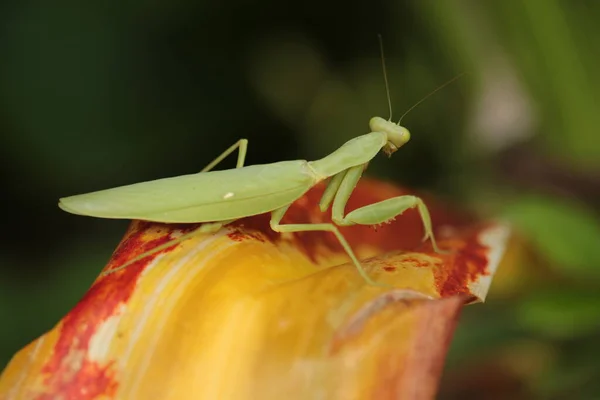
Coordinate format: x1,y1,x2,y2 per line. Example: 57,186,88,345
376,34,464,125
397,72,465,125
377,34,394,121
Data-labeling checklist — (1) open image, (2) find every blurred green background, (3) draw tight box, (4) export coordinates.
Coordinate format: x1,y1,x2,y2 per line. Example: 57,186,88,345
1,1,600,398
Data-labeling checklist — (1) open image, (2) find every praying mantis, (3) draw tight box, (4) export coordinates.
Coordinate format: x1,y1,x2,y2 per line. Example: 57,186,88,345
58,41,458,286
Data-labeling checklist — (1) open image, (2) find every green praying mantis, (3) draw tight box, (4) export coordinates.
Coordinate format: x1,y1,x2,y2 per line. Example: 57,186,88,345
58,41,460,286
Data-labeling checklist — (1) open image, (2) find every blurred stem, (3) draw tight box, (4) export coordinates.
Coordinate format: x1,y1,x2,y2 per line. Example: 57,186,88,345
417,0,600,166
490,0,600,165
520,0,598,164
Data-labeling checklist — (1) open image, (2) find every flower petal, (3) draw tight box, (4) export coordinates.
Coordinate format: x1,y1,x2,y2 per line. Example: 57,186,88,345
0,178,509,399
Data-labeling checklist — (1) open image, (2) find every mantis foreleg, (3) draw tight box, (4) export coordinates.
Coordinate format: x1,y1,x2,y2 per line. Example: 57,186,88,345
330,164,446,254
319,163,368,212
200,139,248,172
318,171,347,212
269,205,381,286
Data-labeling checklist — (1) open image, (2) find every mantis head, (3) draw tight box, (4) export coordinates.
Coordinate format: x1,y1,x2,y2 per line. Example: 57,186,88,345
369,116,411,157
373,36,461,159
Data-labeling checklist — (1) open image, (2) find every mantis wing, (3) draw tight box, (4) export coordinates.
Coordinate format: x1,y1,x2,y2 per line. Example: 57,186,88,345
59,161,319,223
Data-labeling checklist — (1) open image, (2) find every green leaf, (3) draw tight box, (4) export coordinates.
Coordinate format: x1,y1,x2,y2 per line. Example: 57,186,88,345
516,287,600,339
502,194,600,280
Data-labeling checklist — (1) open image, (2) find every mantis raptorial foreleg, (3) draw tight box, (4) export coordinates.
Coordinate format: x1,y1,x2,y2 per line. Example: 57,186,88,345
340,196,445,253
330,164,446,254
318,171,346,212
200,139,248,172
269,205,381,286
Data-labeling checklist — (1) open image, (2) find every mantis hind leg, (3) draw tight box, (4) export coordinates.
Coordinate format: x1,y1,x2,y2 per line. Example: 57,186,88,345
101,137,249,277
269,205,382,286
200,138,248,172
100,220,234,277
330,164,446,254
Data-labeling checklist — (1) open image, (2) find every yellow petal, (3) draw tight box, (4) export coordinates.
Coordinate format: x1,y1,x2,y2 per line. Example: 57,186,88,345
0,178,509,399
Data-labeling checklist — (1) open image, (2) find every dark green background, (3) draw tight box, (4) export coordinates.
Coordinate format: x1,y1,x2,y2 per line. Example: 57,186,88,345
2,1,600,398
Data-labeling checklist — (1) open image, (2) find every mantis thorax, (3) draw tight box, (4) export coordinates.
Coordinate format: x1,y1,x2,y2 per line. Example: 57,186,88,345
369,116,411,157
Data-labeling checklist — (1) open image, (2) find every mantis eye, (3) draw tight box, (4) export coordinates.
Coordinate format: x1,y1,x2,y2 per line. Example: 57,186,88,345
369,116,411,156
387,125,411,148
